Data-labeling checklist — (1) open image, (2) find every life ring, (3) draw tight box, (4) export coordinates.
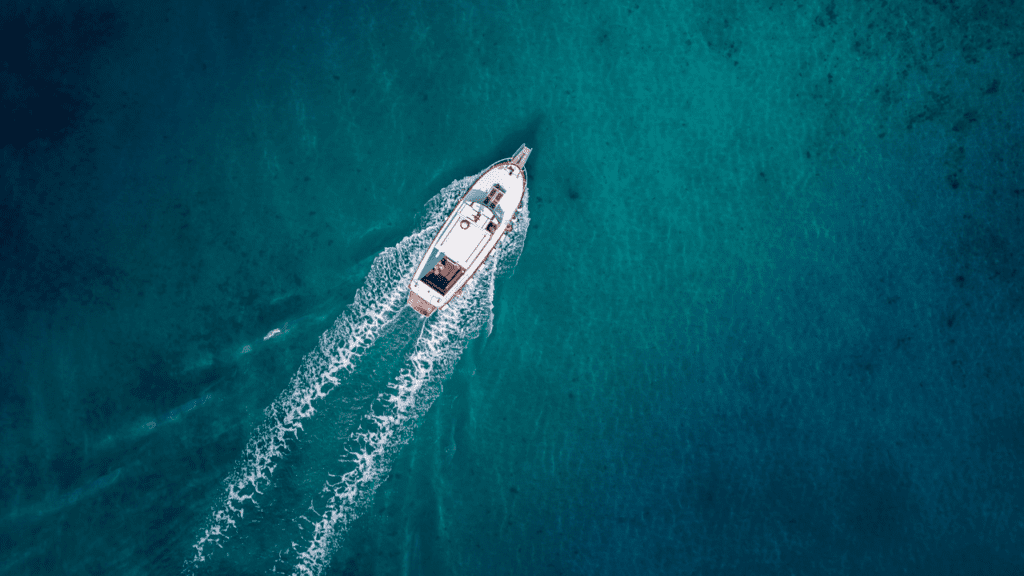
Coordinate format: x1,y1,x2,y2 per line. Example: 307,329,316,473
460,220,470,229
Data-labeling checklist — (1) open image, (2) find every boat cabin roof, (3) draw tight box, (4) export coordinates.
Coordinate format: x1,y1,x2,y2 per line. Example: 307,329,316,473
435,202,495,267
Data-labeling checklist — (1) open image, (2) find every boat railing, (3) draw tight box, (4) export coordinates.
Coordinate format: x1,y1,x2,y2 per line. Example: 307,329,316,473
511,144,531,169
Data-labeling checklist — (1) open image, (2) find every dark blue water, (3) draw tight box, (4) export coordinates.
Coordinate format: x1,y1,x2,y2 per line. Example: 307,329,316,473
2,1,1023,574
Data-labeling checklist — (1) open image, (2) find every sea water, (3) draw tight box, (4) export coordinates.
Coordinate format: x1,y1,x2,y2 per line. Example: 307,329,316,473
1,0,1023,574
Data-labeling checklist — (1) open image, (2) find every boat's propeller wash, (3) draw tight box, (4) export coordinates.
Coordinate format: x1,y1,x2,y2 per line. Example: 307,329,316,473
186,148,531,575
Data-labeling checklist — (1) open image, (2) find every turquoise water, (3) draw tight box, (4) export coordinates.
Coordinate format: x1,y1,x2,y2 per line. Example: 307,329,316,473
2,0,1023,574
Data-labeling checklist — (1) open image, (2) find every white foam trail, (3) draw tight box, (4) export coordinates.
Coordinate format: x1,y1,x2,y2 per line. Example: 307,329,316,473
292,262,495,576
187,175,474,569
293,187,530,576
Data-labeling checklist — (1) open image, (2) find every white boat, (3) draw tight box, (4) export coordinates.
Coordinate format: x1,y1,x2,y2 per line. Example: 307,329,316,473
407,144,531,317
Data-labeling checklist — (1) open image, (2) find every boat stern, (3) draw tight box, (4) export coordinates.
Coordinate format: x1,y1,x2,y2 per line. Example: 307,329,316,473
407,288,437,317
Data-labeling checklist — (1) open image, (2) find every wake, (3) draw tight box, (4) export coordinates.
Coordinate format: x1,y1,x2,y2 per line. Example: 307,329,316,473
187,173,529,574
293,258,497,575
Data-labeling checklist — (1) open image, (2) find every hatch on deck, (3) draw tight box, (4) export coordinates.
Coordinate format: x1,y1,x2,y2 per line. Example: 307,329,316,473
484,184,505,209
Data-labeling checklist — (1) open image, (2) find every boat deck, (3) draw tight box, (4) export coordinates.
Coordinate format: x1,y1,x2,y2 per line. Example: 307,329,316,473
406,144,531,317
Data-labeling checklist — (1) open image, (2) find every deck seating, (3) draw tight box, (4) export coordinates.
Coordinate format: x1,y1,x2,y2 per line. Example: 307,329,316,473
421,257,465,295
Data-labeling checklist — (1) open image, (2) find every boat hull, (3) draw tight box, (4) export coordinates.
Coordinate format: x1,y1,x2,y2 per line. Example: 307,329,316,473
407,146,530,317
